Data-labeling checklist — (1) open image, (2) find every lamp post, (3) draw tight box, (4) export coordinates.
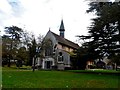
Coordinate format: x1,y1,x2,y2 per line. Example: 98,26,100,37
32,47,40,72
7,43,11,67
32,55,36,72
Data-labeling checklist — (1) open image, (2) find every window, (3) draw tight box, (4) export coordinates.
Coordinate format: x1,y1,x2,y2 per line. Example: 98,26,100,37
58,52,63,62
58,56,63,62
45,40,53,56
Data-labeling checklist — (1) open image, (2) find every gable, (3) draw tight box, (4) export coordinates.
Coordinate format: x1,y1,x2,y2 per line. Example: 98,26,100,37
44,30,79,51
44,30,57,47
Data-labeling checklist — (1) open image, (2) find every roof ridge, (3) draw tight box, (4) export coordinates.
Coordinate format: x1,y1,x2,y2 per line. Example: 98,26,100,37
51,31,77,44
50,31,79,49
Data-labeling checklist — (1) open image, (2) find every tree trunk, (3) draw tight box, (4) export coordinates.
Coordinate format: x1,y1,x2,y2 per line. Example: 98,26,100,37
115,63,117,71
8,58,10,67
33,56,36,72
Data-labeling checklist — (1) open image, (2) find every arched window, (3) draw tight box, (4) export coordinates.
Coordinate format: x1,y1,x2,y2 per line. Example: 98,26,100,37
45,39,53,56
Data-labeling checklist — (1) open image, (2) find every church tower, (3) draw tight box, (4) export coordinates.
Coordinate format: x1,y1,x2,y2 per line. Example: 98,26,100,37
59,19,65,38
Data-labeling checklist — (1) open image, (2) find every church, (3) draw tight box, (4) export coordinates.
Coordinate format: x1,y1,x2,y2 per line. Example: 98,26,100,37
35,20,79,70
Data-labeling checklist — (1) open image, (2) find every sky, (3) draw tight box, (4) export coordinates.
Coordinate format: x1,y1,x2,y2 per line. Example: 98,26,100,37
0,0,95,45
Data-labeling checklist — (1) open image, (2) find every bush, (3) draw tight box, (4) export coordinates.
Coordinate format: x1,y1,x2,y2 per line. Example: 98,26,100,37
16,60,22,68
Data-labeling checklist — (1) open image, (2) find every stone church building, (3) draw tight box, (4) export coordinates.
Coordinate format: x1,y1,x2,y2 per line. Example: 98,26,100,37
35,20,79,70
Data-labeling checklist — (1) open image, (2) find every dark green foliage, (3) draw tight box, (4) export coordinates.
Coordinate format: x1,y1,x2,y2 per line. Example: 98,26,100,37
16,47,28,66
2,25,45,69
73,47,92,70
28,38,37,66
5,26,23,41
2,26,23,67
77,2,120,66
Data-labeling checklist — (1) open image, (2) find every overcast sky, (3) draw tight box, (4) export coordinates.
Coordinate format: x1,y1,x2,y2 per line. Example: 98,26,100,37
0,0,96,44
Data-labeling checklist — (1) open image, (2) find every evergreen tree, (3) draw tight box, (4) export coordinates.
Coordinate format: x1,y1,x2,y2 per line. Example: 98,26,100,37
77,1,120,67
28,38,37,66
3,26,23,67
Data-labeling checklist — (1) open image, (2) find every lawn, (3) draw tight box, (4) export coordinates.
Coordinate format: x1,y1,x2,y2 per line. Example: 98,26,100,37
2,66,120,89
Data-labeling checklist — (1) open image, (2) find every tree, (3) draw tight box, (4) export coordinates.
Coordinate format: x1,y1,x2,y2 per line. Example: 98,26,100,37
2,35,14,67
77,1,120,68
16,47,28,68
37,34,44,57
0,34,1,67
73,47,88,70
2,25,45,69
3,25,23,67
37,34,44,46
22,30,34,49
5,25,23,45
2,35,11,66
28,38,37,66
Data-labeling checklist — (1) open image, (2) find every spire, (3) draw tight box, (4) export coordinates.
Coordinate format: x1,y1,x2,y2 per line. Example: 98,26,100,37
59,19,65,31
59,19,65,38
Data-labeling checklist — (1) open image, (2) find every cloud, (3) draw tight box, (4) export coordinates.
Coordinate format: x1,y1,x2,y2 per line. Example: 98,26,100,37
42,0,51,3
0,0,94,44
7,0,25,17
0,0,26,32
0,0,13,14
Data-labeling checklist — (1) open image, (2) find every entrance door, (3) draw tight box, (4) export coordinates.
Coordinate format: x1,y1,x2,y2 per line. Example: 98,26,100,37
46,61,52,69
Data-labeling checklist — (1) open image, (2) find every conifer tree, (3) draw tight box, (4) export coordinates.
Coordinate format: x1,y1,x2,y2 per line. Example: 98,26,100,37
77,1,120,67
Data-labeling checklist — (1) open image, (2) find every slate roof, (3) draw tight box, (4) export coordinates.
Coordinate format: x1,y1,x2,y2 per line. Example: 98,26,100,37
51,31,79,49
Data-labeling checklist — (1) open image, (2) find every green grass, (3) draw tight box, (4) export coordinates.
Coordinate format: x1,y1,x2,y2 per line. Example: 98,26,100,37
2,67,120,88
67,69,120,74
